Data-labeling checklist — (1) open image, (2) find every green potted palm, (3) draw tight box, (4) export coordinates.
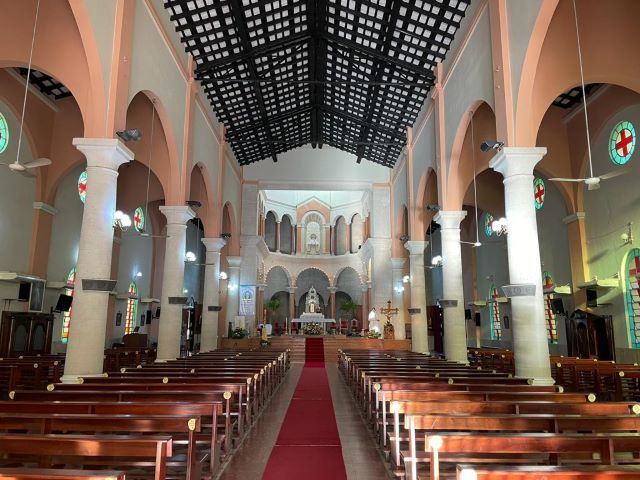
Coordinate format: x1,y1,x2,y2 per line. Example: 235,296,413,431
264,298,281,324
340,299,360,326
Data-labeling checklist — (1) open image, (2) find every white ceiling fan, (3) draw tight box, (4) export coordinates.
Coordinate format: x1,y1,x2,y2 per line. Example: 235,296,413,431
550,0,629,191
1,0,51,178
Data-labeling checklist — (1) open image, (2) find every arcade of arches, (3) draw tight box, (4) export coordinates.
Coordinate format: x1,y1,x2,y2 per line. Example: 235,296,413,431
2,1,640,478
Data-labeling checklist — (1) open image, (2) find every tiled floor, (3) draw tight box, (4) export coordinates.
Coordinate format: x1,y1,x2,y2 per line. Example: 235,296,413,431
217,362,390,479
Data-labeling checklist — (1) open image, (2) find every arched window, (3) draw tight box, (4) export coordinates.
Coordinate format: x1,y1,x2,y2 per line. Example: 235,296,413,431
624,248,640,348
542,271,558,344
125,282,138,335
610,121,636,165
0,112,9,154
61,267,76,343
489,284,502,340
533,178,545,210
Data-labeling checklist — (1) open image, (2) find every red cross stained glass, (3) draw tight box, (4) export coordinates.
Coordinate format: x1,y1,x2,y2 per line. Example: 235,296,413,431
610,121,636,165
125,282,138,335
489,285,502,340
61,267,76,343
77,170,87,204
133,207,145,233
534,178,545,210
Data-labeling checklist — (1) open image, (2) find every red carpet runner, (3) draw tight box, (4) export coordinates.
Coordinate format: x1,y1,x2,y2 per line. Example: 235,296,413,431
262,338,347,480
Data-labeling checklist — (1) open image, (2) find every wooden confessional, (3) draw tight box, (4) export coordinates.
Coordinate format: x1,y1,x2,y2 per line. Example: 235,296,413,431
566,309,615,361
0,311,53,357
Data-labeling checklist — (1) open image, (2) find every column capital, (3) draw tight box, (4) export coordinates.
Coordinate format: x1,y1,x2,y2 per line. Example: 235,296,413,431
361,283,371,293
489,147,547,178
563,212,586,224
434,211,467,229
257,283,267,291
159,205,195,225
391,257,406,269
73,138,134,170
328,286,338,294
33,201,58,216
201,237,226,252
404,240,428,256
226,256,242,268
287,286,297,294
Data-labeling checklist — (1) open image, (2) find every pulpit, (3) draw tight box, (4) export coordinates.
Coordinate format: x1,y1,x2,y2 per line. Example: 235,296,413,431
0,311,53,357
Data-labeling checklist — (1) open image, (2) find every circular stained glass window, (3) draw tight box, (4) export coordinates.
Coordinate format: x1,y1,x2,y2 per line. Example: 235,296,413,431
78,170,87,204
484,212,494,237
534,178,546,210
610,121,636,165
0,112,9,154
133,207,145,233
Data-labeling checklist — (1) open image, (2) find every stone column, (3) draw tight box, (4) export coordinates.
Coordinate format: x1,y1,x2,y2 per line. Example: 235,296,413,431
563,212,589,310
155,206,195,361
288,286,297,327
361,283,369,330
391,258,407,340
405,241,429,353
275,221,281,253
434,211,468,363
224,256,242,332
257,284,265,324
323,224,330,254
62,138,133,382
490,147,553,384
199,237,226,352
328,286,337,320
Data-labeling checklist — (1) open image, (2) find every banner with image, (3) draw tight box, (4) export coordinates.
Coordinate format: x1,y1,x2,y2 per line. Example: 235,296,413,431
239,285,256,316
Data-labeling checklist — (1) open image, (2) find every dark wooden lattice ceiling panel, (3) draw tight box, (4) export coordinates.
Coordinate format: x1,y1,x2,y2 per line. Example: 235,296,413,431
552,84,602,110
165,0,469,167
17,68,72,101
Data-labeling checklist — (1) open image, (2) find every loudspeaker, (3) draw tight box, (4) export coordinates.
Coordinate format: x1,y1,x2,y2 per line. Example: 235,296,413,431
146,310,152,325
474,312,481,327
465,309,472,320
503,315,510,329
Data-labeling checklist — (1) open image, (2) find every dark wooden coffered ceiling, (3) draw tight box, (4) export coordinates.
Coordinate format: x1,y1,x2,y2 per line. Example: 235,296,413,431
165,0,470,167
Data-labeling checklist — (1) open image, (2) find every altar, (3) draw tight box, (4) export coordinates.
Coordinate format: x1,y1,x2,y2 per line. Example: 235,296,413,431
293,286,336,334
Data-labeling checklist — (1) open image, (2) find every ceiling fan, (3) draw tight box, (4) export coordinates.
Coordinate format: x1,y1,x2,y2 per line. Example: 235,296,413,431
2,0,51,178
550,0,629,191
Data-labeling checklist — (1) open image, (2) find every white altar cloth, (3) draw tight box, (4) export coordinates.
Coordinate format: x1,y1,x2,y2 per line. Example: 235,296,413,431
293,317,336,334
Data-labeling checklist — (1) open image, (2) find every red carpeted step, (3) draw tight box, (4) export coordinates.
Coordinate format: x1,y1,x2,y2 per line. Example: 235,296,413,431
304,337,325,365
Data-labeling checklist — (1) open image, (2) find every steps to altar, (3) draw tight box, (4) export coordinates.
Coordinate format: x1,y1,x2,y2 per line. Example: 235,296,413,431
220,336,410,363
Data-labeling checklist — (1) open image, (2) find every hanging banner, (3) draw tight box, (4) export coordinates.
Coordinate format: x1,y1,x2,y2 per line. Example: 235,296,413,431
239,285,256,316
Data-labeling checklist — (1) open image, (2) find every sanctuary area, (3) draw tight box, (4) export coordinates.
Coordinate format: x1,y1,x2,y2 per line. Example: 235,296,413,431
1,0,640,479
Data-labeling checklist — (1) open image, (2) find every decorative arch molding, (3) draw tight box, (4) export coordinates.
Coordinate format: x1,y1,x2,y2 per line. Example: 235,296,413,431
446,101,497,211
333,265,363,286
265,264,293,286
189,162,215,236
414,167,438,240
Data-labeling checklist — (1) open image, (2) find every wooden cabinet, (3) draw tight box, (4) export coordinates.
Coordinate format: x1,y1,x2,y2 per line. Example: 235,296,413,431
0,311,53,357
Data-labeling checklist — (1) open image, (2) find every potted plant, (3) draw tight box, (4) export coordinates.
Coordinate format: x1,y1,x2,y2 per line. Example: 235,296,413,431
231,327,249,339
340,299,360,320
264,298,281,324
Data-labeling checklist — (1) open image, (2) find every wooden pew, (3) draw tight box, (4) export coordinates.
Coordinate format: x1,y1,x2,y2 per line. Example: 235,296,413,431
0,413,204,480
0,434,171,480
416,432,640,480
455,464,640,480
0,469,126,479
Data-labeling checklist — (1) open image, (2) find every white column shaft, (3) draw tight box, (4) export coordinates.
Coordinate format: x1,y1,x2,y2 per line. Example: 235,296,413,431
63,139,133,382
225,257,242,330
391,258,407,340
406,241,429,353
200,238,225,351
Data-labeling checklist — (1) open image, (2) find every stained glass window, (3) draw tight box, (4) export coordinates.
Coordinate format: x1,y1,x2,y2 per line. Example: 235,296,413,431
534,178,545,210
61,267,76,343
489,284,502,340
133,207,145,233
78,170,87,204
625,248,640,348
542,271,558,344
125,282,138,335
483,213,494,238
610,121,636,165
0,112,8,154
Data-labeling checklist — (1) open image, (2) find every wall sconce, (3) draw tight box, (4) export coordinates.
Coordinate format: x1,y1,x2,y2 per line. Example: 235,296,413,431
221,232,232,240
228,283,238,292
400,234,409,243
394,285,404,294
491,217,508,236
136,272,142,278
219,271,228,280
402,275,410,284
185,251,197,263
431,255,443,267
113,210,132,231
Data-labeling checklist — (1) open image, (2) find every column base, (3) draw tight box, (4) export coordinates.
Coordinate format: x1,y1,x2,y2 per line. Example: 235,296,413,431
60,373,106,384
524,376,556,386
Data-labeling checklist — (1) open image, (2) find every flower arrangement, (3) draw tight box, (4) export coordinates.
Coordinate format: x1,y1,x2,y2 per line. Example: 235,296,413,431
259,339,271,348
302,322,323,335
231,327,249,339
366,330,382,339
